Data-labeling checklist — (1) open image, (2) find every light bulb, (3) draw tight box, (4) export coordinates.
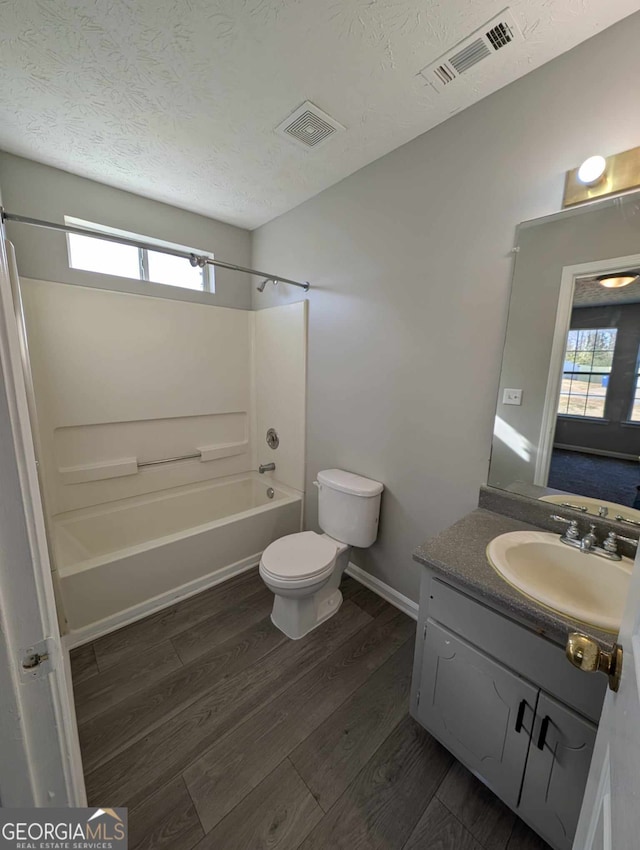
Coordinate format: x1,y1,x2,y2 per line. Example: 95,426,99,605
597,275,638,289
577,155,607,186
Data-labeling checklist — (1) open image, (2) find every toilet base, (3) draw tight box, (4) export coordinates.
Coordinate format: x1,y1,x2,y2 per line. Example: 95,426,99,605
271,586,343,640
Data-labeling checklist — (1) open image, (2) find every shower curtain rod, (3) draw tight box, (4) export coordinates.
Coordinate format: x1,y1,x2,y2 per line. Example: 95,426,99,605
0,209,310,292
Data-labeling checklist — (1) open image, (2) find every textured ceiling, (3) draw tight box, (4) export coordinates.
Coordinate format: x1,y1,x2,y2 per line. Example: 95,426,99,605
574,276,640,308
0,0,638,229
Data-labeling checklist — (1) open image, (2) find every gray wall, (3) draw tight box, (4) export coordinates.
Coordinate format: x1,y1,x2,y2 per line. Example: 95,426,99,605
0,152,252,309
251,12,640,601
490,195,640,490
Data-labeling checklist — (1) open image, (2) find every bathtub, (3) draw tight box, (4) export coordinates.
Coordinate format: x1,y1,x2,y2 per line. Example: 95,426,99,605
53,473,302,634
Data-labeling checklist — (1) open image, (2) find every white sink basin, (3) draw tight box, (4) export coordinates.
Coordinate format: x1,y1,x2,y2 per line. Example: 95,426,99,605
539,493,640,524
487,531,632,632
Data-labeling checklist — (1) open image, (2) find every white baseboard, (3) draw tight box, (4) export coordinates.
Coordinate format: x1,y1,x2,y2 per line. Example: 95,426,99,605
63,554,260,649
64,555,418,649
554,443,639,462
345,562,418,621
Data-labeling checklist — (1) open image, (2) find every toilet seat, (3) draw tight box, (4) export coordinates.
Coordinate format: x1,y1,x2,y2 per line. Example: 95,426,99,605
260,531,337,582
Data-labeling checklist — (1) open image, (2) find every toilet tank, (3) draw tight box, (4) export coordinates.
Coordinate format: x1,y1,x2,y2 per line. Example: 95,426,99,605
316,469,384,548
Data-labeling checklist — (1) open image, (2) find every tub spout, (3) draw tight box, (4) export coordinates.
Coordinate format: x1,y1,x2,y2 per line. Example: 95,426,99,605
259,463,276,474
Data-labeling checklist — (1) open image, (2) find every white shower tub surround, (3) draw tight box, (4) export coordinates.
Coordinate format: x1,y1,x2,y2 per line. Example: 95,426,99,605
54,473,302,635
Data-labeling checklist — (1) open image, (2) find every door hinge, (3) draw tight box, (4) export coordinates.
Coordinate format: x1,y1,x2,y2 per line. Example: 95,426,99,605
416,690,421,707
20,638,55,681
423,624,427,640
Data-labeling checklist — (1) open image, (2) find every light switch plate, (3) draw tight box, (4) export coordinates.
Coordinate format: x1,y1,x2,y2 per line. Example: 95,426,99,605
503,388,523,405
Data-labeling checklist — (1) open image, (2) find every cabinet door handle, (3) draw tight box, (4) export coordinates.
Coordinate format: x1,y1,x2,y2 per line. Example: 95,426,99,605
515,699,526,733
537,715,550,750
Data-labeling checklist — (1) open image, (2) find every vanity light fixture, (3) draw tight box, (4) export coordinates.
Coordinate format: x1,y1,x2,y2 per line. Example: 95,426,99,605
563,144,640,207
596,272,639,289
577,155,607,186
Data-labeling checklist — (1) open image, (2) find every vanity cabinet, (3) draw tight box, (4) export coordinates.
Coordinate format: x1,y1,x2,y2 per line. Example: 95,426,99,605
418,620,538,810
518,692,597,850
411,570,605,850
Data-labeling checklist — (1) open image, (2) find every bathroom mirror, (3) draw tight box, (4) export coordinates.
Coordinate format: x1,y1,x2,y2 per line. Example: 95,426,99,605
488,191,640,526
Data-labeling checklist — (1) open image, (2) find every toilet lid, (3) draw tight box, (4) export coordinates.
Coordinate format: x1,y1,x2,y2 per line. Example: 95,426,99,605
261,531,337,580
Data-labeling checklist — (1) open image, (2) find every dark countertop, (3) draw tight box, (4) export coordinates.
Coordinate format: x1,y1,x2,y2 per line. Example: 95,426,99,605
413,508,617,652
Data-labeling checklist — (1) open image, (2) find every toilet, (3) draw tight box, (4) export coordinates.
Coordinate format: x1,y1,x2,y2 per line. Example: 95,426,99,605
259,468,384,639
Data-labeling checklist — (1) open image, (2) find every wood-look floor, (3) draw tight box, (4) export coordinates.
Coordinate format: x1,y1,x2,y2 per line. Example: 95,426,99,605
71,570,551,850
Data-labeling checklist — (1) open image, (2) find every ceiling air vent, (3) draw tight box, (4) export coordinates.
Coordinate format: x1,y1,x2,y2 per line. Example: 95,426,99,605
449,39,492,74
419,8,522,92
487,21,515,50
275,101,345,150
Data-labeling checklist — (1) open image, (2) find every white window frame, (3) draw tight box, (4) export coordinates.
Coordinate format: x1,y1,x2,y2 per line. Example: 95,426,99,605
628,348,640,423
64,216,215,293
557,326,617,420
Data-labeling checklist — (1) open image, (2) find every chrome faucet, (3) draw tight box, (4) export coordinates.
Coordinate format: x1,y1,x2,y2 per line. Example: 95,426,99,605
258,462,276,474
551,515,598,552
550,515,580,545
602,531,639,560
579,524,598,553
550,515,638,561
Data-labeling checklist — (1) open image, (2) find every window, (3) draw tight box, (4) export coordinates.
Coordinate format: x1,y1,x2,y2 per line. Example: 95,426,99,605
630,350,640,423
65,217,214,293
557,328,617,418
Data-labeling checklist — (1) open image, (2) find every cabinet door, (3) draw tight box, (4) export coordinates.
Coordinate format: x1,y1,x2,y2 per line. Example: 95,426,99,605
519,692,597,850
416,619,539,809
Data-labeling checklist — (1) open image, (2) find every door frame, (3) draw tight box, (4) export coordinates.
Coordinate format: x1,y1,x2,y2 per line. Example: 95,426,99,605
0,225,85,806
534,252,640,486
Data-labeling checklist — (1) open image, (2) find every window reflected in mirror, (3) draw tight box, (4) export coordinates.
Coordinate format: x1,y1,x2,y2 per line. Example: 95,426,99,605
558,328,617,419
631,352,640,423
550,277,640,514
